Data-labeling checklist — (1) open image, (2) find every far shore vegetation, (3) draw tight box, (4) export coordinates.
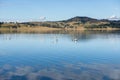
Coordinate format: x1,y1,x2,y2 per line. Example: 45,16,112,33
0,16,120,32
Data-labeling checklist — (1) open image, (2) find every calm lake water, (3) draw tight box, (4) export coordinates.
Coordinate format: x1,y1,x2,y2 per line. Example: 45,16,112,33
0,31,120,80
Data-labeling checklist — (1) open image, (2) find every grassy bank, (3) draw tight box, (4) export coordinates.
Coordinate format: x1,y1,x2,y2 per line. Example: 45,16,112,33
0,26,120,33
1,26,120,30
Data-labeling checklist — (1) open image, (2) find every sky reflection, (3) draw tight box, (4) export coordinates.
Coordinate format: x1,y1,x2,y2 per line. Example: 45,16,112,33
0,63,120,80
0,31,120,80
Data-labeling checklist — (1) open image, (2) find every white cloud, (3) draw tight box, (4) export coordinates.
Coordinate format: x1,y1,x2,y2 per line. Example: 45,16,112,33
108,15,120,20
40,16,46,21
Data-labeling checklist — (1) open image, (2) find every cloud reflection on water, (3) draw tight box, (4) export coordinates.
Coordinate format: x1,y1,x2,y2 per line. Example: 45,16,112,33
0,63,120,80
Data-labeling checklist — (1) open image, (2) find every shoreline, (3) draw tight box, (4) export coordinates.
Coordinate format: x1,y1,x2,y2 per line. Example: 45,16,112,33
0,27,120,34
0,27,120,31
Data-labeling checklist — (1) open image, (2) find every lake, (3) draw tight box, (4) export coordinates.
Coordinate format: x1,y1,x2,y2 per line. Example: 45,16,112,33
0,30,120,80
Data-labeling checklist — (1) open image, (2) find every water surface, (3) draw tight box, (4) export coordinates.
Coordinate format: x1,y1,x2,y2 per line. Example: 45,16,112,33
0,31,120,80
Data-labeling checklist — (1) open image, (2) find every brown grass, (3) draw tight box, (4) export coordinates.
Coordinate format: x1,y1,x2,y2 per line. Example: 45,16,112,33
0,26,62,32
0,26,120,33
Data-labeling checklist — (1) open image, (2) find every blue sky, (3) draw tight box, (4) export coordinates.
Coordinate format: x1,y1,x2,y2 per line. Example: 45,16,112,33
0,0,120,22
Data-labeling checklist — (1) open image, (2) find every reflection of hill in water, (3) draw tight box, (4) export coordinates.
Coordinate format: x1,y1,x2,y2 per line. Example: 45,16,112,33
65,30,120,42
0,30,120,43
70,33,94,42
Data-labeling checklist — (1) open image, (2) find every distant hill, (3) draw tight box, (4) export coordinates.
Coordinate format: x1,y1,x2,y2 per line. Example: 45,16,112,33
61,16,98,23
0,16,120,29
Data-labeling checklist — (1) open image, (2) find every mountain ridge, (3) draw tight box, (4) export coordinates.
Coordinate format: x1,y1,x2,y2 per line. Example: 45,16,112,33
0,16,120,29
